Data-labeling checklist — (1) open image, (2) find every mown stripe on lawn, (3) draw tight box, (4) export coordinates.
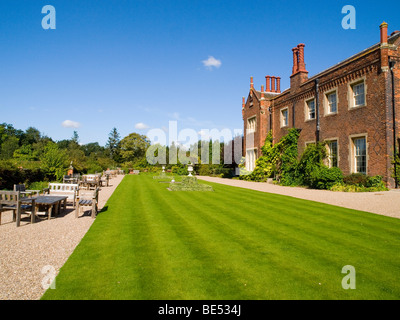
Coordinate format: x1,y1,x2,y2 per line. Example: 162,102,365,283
42,175,400,300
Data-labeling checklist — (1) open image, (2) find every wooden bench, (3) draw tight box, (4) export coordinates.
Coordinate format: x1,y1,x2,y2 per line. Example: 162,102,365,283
75,188,99,219
46,183,79,208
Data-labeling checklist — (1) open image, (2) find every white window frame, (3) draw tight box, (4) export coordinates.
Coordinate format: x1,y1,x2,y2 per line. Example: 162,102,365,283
325,139,339,168
247,116,257,134
246,148,257,172
305,98,316,121
280,108,289,128
349,134,368,174
324,89,338,115
348,78,367,109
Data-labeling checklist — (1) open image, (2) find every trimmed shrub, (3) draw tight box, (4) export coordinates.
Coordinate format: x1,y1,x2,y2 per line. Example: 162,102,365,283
308,166,344,190
343,173,368,186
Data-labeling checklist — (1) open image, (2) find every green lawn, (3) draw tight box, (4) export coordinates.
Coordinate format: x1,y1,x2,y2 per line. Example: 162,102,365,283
41,174,400,300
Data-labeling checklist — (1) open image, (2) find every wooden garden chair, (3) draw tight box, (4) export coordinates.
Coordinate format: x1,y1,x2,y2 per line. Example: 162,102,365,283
13,184,41,197
75,188,99,219
0,191,36,227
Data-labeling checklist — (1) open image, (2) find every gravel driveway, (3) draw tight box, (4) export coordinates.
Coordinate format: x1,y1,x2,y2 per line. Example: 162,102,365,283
197,176,400,219
0,174,125,300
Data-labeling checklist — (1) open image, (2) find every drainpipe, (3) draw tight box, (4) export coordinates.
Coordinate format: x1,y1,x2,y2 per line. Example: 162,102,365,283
389,59,398,188
268,107,272,133
315,79,320,142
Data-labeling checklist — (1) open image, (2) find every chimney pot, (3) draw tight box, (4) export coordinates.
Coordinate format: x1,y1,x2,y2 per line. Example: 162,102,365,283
271,76,276,92
297,43,306,72
292,47,299,74
250,76,254,89
266,76,271,92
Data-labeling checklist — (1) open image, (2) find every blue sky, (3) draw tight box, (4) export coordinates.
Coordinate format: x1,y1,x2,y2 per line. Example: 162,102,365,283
0,0,399,146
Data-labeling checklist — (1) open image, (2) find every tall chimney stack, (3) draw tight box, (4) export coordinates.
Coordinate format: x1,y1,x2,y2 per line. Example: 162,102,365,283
276,77,281,93
380,22,389,72
250,76,254,89
380,21,388,44
290,43,308,87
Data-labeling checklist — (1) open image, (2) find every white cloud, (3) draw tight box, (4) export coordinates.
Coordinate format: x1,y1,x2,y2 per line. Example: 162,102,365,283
198,130,209,137
135,122,150,130
202,56,222,70
61,120,81,128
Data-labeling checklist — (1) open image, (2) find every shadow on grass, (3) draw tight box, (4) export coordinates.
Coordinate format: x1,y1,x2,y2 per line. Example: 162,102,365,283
97,205,108,216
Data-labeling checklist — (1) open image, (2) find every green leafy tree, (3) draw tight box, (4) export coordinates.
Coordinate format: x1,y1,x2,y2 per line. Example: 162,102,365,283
120,132,150,164
40,142,68,181
21,127,41,145
82,142,105,157
1,136,20,160
13,144,37,161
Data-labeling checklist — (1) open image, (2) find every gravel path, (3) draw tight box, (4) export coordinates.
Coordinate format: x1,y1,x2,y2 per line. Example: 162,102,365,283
197,176,400,219
0,174,125,300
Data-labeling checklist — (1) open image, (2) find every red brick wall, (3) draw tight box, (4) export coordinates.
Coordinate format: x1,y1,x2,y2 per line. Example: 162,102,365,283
243,35,400,187
273,49,389,177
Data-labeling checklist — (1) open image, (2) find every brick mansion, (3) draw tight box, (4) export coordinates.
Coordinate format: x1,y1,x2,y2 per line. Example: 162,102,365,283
242,22,400,188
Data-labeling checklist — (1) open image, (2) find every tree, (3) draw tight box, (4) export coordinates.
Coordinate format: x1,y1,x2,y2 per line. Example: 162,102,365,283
1,136,19,160
13,144,37,161
21,127,41,145
82,142,105,157
106,127,121,162
71,131,79,144
120,132,150,164
40,142,68,181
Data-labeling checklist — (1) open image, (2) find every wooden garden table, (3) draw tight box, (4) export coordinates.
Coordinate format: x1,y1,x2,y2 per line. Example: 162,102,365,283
21,195,68,222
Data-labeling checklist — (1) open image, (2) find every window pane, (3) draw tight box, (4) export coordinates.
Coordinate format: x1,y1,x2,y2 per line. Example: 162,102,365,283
308,100,315,119
328,141,338,167
247,118,256,133
354,138,366,173
328,92,337,113
282,109,288,126
353,83,365,106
